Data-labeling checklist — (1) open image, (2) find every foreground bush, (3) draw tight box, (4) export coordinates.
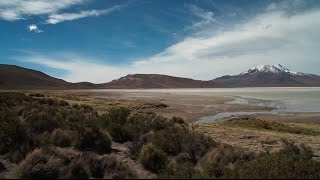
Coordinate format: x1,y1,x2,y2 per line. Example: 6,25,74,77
15,148,63,179
231,141,320,179
75,126,112,155
139,143,168,173
159,162,203,179
50,129,74,147
99,107,132,143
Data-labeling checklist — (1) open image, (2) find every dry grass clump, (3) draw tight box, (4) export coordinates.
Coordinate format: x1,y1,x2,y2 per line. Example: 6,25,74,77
50,129,74,147
223,117,318,135
15,148,63,179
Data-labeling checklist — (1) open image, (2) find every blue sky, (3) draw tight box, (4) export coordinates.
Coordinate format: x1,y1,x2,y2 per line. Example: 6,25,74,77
1,0,320,83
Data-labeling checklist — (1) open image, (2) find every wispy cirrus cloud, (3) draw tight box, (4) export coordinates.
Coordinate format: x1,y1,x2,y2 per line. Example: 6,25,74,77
0,0,86,21
186,4,224,31
46,5,123,24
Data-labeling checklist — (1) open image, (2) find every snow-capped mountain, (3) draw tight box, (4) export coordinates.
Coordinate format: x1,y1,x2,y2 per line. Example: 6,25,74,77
239,64,303,76
213,64,320,87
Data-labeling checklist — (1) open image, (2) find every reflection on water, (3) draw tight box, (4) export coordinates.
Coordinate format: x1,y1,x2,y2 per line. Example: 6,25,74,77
197,111,293,123
228,96,287,110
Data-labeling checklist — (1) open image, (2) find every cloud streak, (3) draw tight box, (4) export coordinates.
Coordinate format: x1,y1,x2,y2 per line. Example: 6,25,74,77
0,0,85,21
46,5,123,24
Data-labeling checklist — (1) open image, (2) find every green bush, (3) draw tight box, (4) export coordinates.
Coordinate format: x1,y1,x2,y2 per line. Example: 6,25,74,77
151,125,185,156
139,143,168,173
159,162,203,179
203,163,232,179
181,131,217,164
25,110,64,133
75,126,112,155
98,107,133,143
231,141,320,179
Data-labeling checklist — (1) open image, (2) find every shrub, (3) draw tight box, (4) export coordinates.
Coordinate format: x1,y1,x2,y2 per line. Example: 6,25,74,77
181,131,217,164
203,163,232,179
58,152,136,179
99,107,132,143
151,125,186,156
15,148,63,179
0,160,5,172
159,162,203,179
106,123,133,143
200,144,254,166
228,140,320,179
75,126,112,155
59,100,69,106
99,107,130,127
171,116,186,125
28,93,45,97
0,111,34,162
95,155,136,179
60,158,90,179
139,143,168,173
50,129,74,147
25,109,65,134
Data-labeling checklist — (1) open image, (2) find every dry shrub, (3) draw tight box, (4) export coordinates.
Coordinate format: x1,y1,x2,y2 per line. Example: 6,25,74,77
15,148,64,179
159,162,203,179
59,152,136,179
50,129,74,147
59,156,90,179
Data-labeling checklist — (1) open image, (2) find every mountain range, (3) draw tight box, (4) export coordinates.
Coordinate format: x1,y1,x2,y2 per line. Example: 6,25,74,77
1,64,320,89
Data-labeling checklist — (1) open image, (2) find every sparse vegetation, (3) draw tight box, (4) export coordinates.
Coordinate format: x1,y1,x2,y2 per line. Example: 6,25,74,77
0,92,320,179
223,117,320,135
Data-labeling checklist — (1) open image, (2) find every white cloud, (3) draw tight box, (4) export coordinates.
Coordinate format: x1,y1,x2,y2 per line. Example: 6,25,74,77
19,53,130,83
131,9,320,80
16,6,320,83
27,24,43,33
46,5,122,24
0,0,85,21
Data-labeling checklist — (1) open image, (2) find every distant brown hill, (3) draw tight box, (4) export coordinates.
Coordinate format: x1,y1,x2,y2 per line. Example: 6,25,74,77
0,64,96,89
103,74,216,88
1,64,320,89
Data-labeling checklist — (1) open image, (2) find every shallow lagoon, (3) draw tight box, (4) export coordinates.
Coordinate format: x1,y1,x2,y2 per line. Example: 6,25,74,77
89,87,320,122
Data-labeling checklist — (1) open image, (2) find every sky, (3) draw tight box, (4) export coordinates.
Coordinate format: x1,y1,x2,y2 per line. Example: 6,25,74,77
1,0,320,83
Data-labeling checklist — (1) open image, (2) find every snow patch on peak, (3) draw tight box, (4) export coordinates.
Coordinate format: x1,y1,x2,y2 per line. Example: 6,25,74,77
240,64,302,76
